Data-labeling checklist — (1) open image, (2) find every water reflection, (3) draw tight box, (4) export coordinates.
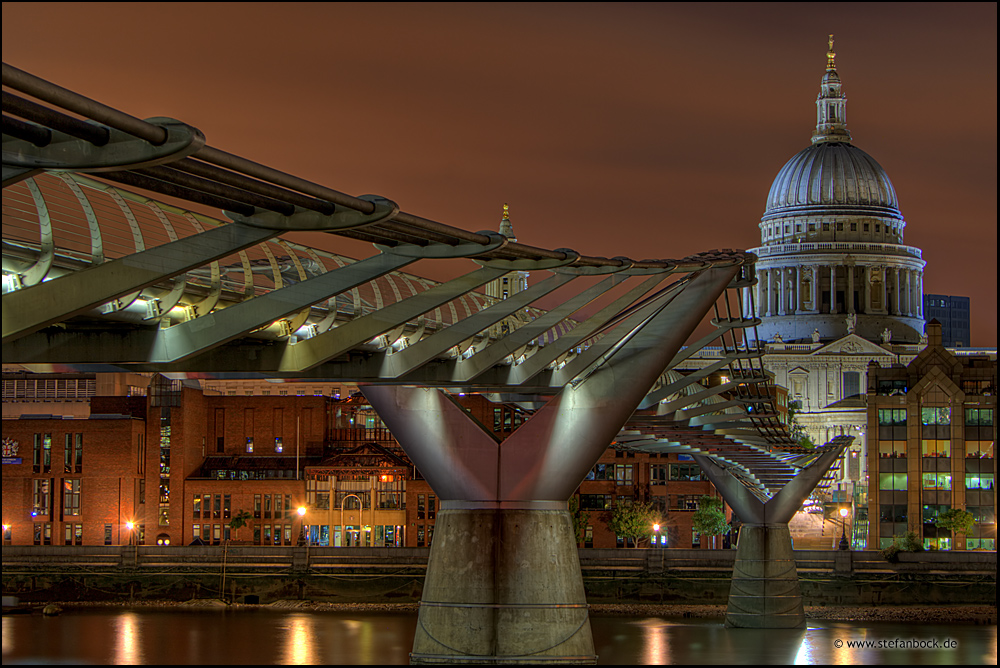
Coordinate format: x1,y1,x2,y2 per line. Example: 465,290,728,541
1,609,995,665
281,614,314,665
114,611,142,664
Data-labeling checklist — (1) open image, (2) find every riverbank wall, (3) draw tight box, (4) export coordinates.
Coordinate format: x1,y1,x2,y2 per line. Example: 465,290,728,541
2,546,994,607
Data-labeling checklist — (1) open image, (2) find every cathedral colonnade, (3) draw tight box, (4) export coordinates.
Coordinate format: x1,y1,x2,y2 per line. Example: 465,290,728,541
749,257,923,322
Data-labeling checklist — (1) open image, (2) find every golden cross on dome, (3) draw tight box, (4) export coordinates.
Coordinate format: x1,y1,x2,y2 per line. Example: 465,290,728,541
826,34,836,70
502,203,509,220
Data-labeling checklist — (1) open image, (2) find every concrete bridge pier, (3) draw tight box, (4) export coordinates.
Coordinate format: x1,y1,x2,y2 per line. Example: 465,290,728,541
412,504,593,664
725,523,804,628
692,435,853,629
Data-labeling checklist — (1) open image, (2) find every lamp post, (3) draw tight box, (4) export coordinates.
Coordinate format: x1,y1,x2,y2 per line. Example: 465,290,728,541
297,506,307,546
125,521,135,546
653,523,661,548
838,507,849,551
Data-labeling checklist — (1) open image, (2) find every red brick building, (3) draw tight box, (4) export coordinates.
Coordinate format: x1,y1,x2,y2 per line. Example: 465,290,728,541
3,375,727,549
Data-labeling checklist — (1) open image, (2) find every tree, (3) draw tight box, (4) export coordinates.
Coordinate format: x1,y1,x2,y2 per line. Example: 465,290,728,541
567,496,590,546
691,495,730,547
229,510,253,541
787,400,816,449
608,500,658,548
934,508,975,536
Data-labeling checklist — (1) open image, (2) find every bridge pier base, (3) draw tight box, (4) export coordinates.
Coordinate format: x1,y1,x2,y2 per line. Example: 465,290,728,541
725,523,804,629
411,506,594,664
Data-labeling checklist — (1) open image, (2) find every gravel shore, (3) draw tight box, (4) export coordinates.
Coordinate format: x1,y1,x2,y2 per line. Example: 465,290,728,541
41,600,997,625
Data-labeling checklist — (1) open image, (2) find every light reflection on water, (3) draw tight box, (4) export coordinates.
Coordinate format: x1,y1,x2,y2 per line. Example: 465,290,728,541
1,609,996,665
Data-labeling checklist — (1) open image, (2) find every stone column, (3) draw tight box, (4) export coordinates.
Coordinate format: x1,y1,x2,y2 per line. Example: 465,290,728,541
757,269,771,318
847,265,855,314
794,265,802,313
892,267,902,315
829,266,837,314
916,271,924,318
778,268,787,316
862,266,871,314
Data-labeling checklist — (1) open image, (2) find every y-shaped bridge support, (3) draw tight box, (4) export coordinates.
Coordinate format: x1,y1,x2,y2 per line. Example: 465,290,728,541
692,435,853,628
364,264,742,664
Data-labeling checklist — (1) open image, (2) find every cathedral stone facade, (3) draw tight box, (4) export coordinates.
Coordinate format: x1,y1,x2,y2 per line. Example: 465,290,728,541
746,38,928,504
748,37,926,347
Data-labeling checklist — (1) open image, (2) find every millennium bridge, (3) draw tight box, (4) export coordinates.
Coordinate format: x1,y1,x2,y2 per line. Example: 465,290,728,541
2,62,850,663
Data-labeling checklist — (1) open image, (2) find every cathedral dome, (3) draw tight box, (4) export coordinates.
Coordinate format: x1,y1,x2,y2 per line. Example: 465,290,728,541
763,142,901,221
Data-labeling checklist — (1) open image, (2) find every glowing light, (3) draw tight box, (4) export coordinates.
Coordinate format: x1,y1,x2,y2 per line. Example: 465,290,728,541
297,506,307,517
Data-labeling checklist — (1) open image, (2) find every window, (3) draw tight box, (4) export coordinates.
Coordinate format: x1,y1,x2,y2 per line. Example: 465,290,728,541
878,409,907,426
62,479,81,517
614,464,633,486
64,434,74,473
246,437,254,453
32,479,51,518
193,495,202,518
921,472,952,490
921,440,951,457
879,504,907,523
585,464,611,481
669,464,703,481
673,495,700,511
965,473,994,490
843,372,861,398
921,407,951,425
35,523,52,546
254,494,262,519
966,441,994,459
214,494,221,519
33,433,52,474
104,524,113,546
966,408,993,426
580,494,612,510
878,473,907,491
275,437,283,453
650,464,667,485
878,441,906,457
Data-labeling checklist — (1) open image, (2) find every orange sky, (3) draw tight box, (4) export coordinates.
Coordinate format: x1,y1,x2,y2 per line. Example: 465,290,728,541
3,2,996,344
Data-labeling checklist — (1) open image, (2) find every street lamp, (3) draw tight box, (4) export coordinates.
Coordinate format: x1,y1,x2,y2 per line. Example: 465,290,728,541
838,507,849,550
125,521,135,546
297,506,307,546
652,523,661,548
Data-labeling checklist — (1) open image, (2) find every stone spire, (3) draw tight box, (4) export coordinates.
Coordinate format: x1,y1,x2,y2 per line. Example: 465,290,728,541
498,202,516,241
811,34,852,144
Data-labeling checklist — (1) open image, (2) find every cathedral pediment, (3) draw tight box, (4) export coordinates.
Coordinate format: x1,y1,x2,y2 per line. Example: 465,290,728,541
811,333,892,357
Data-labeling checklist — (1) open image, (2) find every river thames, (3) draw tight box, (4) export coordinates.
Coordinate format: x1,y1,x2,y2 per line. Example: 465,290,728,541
2,608,996,664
